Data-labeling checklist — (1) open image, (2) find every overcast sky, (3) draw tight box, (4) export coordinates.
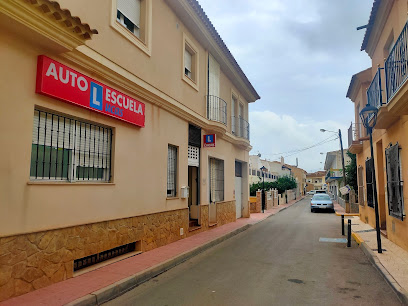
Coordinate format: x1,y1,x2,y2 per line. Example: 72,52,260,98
198,0,373,172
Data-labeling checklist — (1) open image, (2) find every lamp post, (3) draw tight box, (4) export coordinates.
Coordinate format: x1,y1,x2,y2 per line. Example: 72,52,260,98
360,103,382,253
260,166,267,213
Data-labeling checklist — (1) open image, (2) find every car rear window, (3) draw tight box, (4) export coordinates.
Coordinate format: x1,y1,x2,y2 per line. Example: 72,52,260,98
312,194,331,201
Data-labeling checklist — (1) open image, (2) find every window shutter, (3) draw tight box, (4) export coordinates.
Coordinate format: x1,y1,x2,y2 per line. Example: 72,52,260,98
210,158,216,202
167,145,177,197
184,49,192,74
208,54,220,121
231,96,236,134
117,0,140,27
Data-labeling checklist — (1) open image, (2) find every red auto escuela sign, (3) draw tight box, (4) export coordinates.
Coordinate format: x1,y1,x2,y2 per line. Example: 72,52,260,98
203,134,216,147
36,55,145,127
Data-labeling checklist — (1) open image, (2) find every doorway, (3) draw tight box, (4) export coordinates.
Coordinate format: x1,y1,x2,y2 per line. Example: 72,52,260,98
188,166,199,227
376,140,387,232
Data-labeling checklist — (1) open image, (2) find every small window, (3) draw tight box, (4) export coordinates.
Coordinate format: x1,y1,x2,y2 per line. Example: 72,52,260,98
167,145,178,197
30,109,112,182
385,143,404,220
112,0,152,56
117,0,141,38
182,33,199,90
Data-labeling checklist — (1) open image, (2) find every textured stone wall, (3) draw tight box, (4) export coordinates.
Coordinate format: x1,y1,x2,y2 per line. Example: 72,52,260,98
0,208,189,302
186,204,209,237
216,201,236,226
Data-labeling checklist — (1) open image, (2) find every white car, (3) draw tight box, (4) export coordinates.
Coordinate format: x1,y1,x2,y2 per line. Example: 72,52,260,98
307,190,316,195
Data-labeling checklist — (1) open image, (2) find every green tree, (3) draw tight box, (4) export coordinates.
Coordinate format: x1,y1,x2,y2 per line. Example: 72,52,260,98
250,176,297,196
345,150,358,194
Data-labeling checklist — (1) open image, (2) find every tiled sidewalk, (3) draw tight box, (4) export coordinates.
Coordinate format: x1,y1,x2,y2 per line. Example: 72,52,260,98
349,217,408,295
1,197,304,306
333,203,408,303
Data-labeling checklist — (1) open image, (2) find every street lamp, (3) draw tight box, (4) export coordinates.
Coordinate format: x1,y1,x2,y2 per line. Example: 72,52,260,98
360,103,382,253
320,128,347,199
260,166,267,213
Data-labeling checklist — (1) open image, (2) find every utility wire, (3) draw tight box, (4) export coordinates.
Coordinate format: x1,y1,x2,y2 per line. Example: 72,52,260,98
261,135,338,158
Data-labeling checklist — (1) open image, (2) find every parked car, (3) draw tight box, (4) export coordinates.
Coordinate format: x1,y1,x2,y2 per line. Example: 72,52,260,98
310,194,334,212
315,190,327,194
307,190,316,195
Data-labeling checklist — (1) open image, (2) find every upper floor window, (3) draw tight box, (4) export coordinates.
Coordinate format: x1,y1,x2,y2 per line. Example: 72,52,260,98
182,34,199,90
111,0,152,56
117,0,141,38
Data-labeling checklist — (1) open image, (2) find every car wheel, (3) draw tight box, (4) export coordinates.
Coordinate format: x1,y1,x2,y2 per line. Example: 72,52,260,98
311,208,314,213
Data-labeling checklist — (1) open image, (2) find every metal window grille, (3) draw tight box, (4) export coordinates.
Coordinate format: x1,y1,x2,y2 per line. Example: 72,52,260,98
235,161,242,177
167,145,177,197
74,241,136,272
257,170,260,176
30,109,112,182
385,143,404,220
365,158,374,208
358,166,364,206
188,145,199,167
209,158,224,202
252,169,256,176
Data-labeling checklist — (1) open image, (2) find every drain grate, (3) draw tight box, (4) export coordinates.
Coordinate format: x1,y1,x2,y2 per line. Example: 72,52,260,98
74,241,138,272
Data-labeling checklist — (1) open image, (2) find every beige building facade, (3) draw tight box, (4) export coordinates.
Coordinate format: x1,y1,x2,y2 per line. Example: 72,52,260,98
347,0,408,252
306,171,326,192
248,155,291,185
0,0,259,300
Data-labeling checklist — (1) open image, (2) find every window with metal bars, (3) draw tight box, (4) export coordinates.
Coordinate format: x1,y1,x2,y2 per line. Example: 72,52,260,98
167,145,177,197
385,143,404,220
365,158,374,208
30,109,112,182
209,157,224,202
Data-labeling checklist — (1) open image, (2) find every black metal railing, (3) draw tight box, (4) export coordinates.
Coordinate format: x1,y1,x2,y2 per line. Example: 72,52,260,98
30,109,112,182
232,116,250,140
385,21,408,102
206,95,227,125
367,67,384,110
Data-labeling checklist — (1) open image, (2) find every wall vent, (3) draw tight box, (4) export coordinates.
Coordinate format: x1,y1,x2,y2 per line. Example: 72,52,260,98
74,241,141,272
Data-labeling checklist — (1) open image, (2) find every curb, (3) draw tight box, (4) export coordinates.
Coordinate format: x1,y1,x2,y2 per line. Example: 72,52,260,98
335,212,359,217
68,197,304,305
351,232,364,245
69,224,251,305
360,242,408,305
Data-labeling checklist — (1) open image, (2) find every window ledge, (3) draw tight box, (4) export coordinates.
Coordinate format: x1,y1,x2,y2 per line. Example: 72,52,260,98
182,74,199,91
111,21,151,57
166,197,180,200
27,181,115,186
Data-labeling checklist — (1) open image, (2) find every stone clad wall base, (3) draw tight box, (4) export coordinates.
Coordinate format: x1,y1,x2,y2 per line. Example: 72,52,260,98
216,201,236,226
0,208,189,302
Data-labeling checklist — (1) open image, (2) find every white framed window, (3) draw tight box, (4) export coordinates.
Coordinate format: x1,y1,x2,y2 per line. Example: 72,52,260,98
209,157,224,202
116,0,141,38
30,109,112,182
111,0,152,56
167,145,178,197
182,33,199,90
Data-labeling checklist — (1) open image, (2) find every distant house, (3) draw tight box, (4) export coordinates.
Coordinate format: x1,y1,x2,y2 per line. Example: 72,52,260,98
324,150,351,200
306,171,327,191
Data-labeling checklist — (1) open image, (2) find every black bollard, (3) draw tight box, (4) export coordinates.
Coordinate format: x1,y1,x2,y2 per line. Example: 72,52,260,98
347,219,351,248
341,215,345,236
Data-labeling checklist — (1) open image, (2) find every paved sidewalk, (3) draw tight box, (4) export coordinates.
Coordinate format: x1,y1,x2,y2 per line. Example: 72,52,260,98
1,197,304,306
332,203,408,304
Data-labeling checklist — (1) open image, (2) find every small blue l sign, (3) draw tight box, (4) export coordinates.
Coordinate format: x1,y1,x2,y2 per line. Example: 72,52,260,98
203,134,216,147
90,82,103,111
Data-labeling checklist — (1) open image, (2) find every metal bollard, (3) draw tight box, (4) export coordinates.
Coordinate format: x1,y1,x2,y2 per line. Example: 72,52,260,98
347,219,351,248
341,215,345,236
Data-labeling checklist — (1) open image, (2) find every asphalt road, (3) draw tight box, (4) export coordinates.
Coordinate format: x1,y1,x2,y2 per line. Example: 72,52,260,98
105,197,401,306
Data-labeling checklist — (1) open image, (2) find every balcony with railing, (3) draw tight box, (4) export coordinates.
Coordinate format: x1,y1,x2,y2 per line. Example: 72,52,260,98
366,20,408,128
325,168,343,182
206,95,227,126
232,116,250,140
347,122,364,154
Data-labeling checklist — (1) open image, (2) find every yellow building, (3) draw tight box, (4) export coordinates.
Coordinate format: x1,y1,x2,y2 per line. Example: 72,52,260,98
0,0,259,300
287,165,307,196
347,0,408,251
306,171,326,192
